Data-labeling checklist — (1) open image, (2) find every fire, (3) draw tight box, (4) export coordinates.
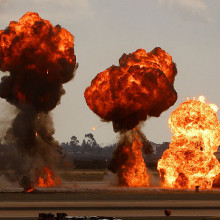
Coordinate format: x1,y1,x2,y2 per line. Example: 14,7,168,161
197,96,219,113
25,185,34,193
0,12,76,191
0,12,76,108
85,47,177,132
92,126,96,131
37,167,61,187
0,12,75,69
157,96,220,189
118,129,149,187
85,47,177,186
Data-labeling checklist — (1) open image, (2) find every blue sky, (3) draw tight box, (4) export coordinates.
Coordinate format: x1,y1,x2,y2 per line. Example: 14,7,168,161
0,0,219,145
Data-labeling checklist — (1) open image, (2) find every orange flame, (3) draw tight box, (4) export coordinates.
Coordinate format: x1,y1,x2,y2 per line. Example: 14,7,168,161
25,185,34,193
0,12,74,69
118,130,149,187
92,126,96,131
0,12,76,107
37,167,61,187
85,47,177,132
157,96,220,189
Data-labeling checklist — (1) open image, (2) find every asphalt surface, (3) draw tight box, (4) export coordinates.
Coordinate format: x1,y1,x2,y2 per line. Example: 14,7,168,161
0,200,220,219
0,188,220,219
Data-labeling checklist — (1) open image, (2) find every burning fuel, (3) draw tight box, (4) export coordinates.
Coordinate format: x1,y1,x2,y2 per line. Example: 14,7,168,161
0,12,77,189
85,48,177,186
111,128,150,187
157,96,220,189
37,167,61,187
25,185,34,193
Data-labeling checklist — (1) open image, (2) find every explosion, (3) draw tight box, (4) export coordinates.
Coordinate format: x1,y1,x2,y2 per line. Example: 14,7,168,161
0,12,76,189
85,48,177,186
157,96,220,189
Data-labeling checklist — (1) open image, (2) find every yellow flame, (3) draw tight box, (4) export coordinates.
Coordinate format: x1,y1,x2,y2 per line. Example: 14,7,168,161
198,96,218,113
209,104,219,113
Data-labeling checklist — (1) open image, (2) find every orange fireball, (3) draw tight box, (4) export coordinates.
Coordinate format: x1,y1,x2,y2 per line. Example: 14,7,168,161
157,96,220,189
0,12,76,111
85,47,177,132
85,47,177,187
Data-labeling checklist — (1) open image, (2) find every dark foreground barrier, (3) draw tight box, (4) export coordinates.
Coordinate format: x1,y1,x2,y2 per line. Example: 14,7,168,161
38,212,122,220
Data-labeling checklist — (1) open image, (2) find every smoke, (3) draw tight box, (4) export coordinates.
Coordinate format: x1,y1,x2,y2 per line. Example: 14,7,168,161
0,100,17,141
0,12,77,189
85,48,177,186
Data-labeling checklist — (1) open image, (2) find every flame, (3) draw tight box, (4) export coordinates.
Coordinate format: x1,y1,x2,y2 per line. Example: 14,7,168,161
157,96,220,189
25,185,34,193
118,129,149,187
37,167,61,187
0,12,76,191
85,47,177,132
85,47,177,186
198,96,219,113
0,12,76,107
0,12,74,69
92,126,96,131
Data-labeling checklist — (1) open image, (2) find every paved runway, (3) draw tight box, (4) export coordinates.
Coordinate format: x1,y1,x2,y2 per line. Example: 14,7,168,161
0,187,220,219
0,200,220,219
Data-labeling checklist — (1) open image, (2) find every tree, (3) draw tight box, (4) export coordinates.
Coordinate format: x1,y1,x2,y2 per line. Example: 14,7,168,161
69,135,80,152
82,133,100,153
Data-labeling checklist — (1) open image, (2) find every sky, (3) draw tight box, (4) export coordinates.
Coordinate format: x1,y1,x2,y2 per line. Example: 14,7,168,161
0,0,219,146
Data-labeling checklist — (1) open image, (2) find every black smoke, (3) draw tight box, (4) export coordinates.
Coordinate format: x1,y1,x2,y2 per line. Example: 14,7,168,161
0,12,77,189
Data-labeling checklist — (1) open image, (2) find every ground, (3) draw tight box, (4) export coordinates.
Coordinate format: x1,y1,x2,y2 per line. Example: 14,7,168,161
0,169,220,219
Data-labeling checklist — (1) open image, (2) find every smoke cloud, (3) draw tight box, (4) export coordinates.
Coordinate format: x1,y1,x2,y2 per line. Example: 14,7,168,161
0,12,77,189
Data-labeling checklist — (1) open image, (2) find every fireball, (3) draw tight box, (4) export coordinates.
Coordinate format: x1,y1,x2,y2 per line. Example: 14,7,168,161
85,47,177,187
157,96,220,189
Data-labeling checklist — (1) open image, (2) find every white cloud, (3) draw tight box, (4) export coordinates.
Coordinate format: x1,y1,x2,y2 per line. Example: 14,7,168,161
158,0,214,22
